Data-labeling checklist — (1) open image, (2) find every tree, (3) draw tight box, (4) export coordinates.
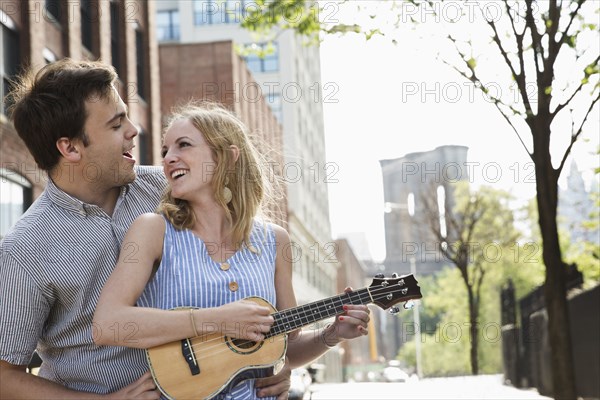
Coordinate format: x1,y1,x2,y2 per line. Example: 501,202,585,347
399,256,545,377
398,184,545,376
241,1,599,397
419,182,519,374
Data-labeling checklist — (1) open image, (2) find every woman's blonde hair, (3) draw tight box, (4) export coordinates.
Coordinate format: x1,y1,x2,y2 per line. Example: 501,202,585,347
158,101,277,249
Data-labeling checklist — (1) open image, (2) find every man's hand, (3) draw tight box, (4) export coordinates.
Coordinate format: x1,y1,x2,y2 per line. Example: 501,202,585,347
106,372,160,399
254,357,291,400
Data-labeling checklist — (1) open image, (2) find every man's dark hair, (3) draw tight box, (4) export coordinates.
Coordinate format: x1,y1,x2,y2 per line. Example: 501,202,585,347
7,58,118,171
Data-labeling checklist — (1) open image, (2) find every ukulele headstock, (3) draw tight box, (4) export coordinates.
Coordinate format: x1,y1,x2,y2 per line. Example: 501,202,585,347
368,273,422,310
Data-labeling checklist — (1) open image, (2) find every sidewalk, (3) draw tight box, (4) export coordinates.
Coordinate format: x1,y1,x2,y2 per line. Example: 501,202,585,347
308,374,551,400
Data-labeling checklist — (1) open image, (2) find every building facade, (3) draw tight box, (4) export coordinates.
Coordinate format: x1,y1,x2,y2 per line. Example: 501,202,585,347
380,145,469,276
0,0,161,238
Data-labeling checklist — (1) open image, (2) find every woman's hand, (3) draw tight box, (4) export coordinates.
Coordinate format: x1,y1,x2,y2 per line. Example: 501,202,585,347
324,287,370,346
214,300,274,341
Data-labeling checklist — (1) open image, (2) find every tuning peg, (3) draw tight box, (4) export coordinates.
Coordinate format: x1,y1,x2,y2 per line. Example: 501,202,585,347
403,301,414,310
375,273,385,278
391,273,399,278
389,306,400,315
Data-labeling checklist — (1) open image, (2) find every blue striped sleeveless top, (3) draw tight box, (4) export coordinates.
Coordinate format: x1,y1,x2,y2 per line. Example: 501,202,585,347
137,218,277,400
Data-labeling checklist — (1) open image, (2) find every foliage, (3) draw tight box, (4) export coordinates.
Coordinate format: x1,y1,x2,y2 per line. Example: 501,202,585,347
565,240,600,288
559,206,600,289
398,252,544,376
240,0,363,45
572,146,600,286
242,0,396,45
397,183,544,376
418,181,522,374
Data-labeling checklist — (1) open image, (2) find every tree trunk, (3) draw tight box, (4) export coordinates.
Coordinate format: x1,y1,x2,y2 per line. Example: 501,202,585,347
467,285,479,375
533,125,577,400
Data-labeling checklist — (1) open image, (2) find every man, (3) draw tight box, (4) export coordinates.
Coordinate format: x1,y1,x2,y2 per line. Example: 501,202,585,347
0,59,290,399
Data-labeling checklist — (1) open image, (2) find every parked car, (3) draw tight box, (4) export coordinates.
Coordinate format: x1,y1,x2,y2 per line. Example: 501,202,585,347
382,366,409,383
289,368,312,400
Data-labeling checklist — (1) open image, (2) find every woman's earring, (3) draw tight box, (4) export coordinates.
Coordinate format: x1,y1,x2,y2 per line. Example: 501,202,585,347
223,176,232,204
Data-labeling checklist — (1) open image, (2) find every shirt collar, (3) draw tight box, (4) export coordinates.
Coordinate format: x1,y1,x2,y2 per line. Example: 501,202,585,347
46,178,129,217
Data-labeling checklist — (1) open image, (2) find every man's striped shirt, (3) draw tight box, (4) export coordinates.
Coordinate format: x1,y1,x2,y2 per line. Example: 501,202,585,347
0,166,166,393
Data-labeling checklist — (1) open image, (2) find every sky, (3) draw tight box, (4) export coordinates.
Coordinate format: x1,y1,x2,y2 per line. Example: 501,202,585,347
317,1,600,262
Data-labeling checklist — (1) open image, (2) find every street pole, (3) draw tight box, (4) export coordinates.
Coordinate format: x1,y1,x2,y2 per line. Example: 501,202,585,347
410,256,423,378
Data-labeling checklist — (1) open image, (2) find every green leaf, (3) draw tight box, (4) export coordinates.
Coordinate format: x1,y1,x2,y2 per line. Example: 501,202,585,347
327,24,361,35
584,63,599,77
365,28,383,40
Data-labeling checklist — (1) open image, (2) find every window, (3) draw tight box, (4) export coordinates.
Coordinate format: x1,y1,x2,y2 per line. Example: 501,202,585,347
43,48,57,64
194,0,214,25
137,128,151,165
157,9,180,41
244,42,279,74
1,12,20,115
45,0,62,23
407,192,415,217
135,29,146,100
80,0,93,52
0,170,32,238
193,0,250,25
437,185,447,238
110,1,124,77
267,91,282,122
225,0,251,23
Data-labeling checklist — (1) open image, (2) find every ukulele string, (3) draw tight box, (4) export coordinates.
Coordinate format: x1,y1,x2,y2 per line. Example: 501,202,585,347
182,283,407,355
181,283,410,357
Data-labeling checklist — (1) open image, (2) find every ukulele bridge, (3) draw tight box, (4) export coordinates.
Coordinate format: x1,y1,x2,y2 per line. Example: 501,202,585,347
181,338,200,375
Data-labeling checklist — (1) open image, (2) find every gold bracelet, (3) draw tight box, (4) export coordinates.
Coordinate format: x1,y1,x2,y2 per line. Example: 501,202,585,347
189,309,199,337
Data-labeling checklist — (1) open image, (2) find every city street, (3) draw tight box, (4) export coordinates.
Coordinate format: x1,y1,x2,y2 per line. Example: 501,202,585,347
307,374,550,400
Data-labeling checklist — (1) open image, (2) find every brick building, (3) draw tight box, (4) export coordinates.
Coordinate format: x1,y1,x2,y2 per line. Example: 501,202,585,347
0,0,160,238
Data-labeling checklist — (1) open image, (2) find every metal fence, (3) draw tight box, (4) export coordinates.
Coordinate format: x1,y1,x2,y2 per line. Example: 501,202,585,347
500,267,599,399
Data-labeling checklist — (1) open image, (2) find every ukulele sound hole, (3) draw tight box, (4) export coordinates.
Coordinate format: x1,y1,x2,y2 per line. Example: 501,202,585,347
231,338,256,349
225,336,264,354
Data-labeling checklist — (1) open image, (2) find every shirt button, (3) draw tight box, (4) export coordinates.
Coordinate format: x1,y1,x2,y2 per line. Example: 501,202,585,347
248,245,261,256
220,262,230,271
229,281,239,292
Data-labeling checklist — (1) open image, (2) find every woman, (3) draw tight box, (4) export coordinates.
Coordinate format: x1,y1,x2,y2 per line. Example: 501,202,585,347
93,103,370,399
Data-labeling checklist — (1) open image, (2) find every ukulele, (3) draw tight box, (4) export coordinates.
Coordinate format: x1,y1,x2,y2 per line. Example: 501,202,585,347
146,274,422,399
